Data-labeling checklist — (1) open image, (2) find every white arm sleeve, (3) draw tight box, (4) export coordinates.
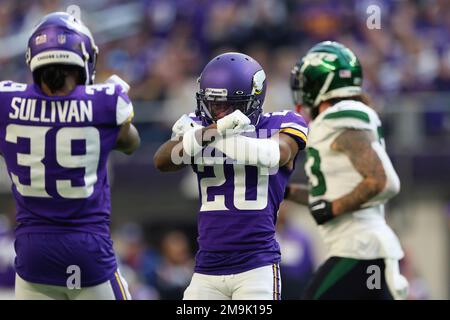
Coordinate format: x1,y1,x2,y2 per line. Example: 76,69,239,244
212,134,280,168
182,127,204,157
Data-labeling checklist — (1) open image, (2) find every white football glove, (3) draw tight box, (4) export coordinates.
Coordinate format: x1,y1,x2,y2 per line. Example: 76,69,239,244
172,114,202,138
106,74,130,94
216,109,255,136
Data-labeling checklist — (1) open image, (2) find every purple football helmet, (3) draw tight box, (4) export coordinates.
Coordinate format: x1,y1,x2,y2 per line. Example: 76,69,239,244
26,12,98,85
196,52,267,125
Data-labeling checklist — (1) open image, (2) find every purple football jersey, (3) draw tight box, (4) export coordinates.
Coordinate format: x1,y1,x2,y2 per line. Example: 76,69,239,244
192,110,308,275
0,81,133,286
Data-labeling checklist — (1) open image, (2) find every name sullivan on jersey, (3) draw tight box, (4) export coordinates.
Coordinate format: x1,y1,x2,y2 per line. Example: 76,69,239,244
9,97,93,123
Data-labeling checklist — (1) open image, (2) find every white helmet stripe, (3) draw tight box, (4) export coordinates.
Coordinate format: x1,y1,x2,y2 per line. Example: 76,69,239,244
61,15,99,55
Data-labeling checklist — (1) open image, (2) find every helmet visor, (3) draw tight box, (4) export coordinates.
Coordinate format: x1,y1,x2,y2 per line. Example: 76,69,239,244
197,92,252,122
205,100,249,120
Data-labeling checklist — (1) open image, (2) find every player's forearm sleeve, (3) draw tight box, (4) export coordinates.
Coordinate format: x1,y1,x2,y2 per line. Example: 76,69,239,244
182,127,204,157
212,135,280,168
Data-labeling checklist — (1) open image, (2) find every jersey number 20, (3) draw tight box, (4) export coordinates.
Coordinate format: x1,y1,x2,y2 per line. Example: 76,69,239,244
198,164,269,211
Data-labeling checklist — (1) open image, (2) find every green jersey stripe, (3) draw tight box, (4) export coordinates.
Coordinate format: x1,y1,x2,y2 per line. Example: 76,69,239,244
313,258,359,299
323,110,370,123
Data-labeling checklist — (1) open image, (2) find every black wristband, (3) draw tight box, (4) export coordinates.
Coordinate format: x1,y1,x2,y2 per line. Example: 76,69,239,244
309,200,334,225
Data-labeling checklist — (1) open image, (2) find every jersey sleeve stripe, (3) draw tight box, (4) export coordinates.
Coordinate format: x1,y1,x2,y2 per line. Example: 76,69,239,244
280,128,307,143
323,110,370,123
280,122,308,135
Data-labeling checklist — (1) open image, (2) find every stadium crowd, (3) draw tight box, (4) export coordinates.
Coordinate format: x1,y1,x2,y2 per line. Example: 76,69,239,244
2,0,450,101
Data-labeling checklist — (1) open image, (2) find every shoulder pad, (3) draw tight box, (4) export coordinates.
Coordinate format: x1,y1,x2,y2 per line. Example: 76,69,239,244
320,100,376,130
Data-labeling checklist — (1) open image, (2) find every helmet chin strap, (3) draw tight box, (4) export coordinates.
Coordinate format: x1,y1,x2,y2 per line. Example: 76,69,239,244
200,100,215,123
245,98,262,126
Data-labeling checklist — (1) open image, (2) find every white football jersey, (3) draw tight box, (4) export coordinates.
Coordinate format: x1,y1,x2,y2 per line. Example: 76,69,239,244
305,100,404,260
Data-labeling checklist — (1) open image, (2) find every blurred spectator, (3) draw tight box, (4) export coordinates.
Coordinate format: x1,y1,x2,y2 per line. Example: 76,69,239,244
114,224,194,300
113,223,160,300
0,212,15,300
399,247,431,300
154,230,194,300
276,202,315,300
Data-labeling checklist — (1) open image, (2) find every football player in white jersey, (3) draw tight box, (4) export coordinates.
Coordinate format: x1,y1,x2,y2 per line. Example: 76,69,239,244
285,41,409,300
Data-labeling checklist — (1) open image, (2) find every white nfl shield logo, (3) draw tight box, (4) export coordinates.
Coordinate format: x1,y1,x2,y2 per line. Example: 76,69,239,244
57,34,66,44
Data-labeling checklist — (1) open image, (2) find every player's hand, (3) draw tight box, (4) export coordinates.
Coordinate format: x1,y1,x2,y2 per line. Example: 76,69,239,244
106,74,130,93
172,114,202,138
216,110,255,136
309,199,334,225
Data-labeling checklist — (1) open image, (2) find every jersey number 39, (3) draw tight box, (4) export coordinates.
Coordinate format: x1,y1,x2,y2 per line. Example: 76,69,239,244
6,124,100,199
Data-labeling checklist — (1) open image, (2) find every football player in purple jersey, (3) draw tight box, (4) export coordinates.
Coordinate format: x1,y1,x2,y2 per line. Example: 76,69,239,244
0,12,140,299
154,52,308,300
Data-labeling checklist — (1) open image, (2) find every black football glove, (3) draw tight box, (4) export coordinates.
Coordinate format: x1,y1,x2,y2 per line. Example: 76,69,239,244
309,200,334,225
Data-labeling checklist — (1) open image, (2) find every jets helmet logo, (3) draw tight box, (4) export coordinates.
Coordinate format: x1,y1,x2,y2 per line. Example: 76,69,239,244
302,52,338,67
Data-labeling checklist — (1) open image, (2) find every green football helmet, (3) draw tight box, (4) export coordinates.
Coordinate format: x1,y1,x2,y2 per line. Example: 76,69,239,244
290,41,363,112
